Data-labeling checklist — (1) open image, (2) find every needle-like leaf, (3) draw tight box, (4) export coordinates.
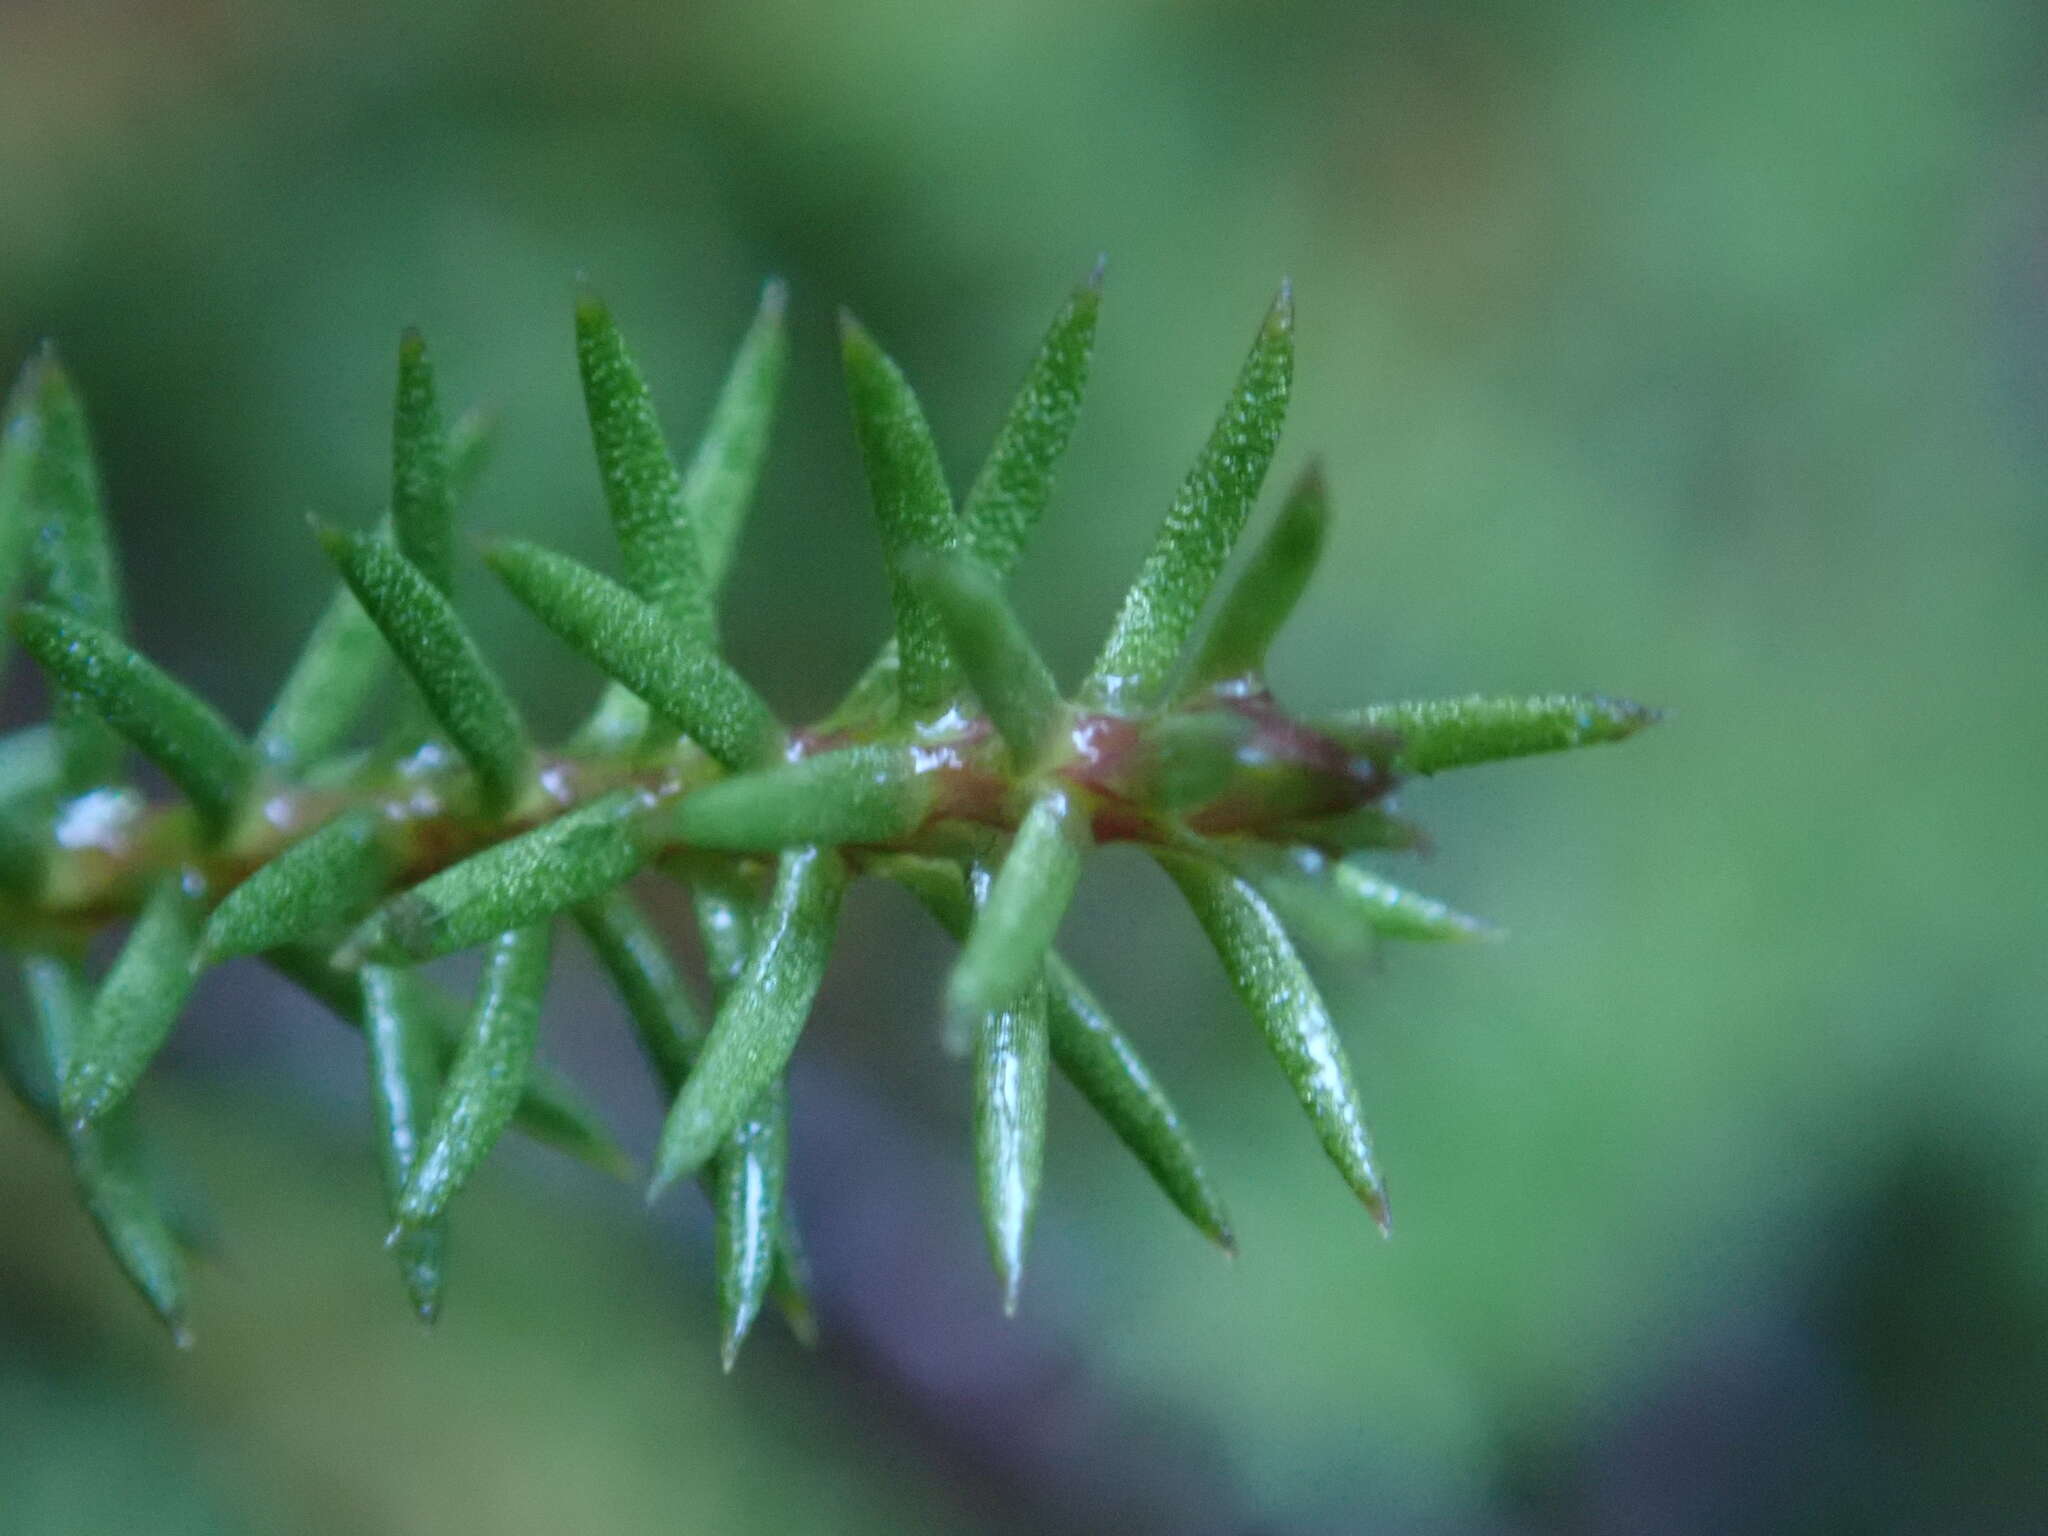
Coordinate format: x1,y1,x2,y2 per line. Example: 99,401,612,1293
651,846,846,1195
1156,848,1389,1230
668,743,936,853
25,950,191,1342
360,964,448,1321
1324,693,1662,775
716,1075,789,1369
575,888,703,1086
198,806,396,963
1185,460,1329,691
948,788,1089,1020
905,550,1066,770
1081,285,1293,713
839,312,960,719
691,279,790,593
890,855,1234,1252
11,605,256,841
974,971,1048,1316
486,539,782,771
1042,953,1235,1251
392,329,456,596
575,888,813,1357
1326,860,1497,943
575,292,714,644
265,943,629,1180
316,521,534,815
17,351,126,790
395,924,554,1230
959,267,1102,579
258,411,495,772
62,872,204,1130
347,789,657,966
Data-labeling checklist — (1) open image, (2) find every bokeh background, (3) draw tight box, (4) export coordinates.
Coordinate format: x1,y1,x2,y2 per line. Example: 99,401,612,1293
3,1,2045,1531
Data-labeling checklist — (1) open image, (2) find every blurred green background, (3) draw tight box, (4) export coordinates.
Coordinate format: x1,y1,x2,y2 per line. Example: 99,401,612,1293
4,1,2045,1531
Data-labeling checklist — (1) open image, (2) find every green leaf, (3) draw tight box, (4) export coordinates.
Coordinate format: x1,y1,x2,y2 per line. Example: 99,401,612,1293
575,292,713,644
316,521,534,815
360,964,448,1321
198,807,395,963
889,855,1233,1252
974,974,1048,1315
392,329,456,596
258,420,494,773
1326,860,1496,944
23,952,192,1342
959,267,1101,579
347,789,656,966
650,846,846,1194
904,550,1066,770
1156,849,1389,1230
692,882,808,1367
1324,693,1662,775
1220,842,1489,955
947,788,1089,1020
264,944,629,1179
576,888,814,1355
668,743,937,853
1081,286,1294,713
1042,953,1234,1251
1185,460,1329,690
715,1076,788,1370
487,539,782,771
16,351,126,791
839,312,960,719
396,925,554,1230
574,889,704,1089
690,279,790,594
11,605,256,841
255,586,388,772
62,872,204,1130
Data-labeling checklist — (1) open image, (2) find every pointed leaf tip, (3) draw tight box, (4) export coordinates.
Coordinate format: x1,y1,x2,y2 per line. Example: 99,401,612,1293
1082,291,1295,712
1157,850,1388,1225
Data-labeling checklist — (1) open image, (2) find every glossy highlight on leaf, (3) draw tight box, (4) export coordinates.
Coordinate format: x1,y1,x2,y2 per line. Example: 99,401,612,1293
974,974,1048,1314
361,963,449,1320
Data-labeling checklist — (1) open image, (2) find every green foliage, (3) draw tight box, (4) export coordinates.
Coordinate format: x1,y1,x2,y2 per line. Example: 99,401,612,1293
0,278,1657,1358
